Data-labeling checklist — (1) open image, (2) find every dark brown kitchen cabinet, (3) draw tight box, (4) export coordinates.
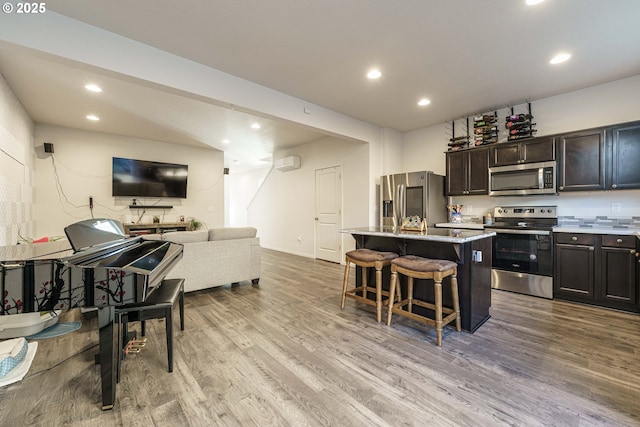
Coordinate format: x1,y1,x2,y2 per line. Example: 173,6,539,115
556,128,606,191
554,232,639,313
608,121,640,190
554,233,596,299
489,137,554,166
600,235,637,309
445,147,488,196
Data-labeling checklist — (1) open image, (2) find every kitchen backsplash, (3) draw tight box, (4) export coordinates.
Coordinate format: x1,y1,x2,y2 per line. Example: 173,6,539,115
557,216,640,229
449,215,640,230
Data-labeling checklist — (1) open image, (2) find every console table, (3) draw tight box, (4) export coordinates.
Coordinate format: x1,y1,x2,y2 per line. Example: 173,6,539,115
124,222,191,236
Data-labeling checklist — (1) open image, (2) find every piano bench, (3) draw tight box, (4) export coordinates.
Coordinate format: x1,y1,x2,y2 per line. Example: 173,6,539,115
116,278,185,377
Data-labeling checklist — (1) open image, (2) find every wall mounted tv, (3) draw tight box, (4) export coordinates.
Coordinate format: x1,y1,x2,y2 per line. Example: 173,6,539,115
112,157,188,198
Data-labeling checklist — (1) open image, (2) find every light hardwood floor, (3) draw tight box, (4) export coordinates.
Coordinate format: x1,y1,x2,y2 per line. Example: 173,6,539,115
1,249,639,426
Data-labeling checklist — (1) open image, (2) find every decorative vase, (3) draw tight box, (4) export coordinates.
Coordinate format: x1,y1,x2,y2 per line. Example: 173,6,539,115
451,212,462,223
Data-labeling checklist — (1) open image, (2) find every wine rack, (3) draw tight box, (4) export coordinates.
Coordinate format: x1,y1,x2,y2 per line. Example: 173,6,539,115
447,118,470,151
506,103,537,141
473,112,498,146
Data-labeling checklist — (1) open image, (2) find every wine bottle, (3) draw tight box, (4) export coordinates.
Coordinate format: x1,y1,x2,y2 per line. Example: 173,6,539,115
506,114,532,122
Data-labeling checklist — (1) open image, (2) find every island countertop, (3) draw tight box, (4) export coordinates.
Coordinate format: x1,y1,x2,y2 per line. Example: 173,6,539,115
341,226,495,243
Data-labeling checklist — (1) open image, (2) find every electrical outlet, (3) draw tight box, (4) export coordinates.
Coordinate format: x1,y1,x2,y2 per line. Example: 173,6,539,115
612,202,621,213
467,204,473,213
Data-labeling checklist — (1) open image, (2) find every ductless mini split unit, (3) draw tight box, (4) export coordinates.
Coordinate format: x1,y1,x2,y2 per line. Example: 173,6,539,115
274,155,301,171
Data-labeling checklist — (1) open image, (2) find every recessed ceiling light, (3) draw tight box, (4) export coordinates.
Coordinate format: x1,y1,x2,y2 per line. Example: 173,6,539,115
550,53,571,64
86,114,100,121
84,83,102,93
526,0,544,5
417,98,431,106
251,123,261,129
222,139,230,144
367,69,382,79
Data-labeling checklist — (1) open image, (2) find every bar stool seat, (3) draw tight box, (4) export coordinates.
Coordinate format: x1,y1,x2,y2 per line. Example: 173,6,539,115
386,255,460,346
341,249,400,322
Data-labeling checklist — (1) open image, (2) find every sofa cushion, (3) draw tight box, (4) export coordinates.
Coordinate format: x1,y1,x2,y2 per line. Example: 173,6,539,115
208,227,257,241
162,230,208,244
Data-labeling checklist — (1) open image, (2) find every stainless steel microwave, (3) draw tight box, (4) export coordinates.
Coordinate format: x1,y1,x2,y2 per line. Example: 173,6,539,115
488,161,556,196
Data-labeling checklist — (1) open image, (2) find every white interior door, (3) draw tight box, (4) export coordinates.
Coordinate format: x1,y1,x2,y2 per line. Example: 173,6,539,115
315,166,342,263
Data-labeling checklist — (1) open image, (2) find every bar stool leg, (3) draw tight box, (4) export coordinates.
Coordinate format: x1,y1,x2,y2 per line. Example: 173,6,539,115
386,269,398,326
341,259,351,309
434,277,443,347
395,280,402,303
407,277,414,314
361,266,368,298
451,272,461,332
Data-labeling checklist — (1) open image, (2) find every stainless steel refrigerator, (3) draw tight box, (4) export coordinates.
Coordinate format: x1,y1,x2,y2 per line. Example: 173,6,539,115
380,171,447,227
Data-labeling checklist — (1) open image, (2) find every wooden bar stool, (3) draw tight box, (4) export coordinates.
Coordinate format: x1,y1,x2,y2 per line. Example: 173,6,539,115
341,248,400,322
386,255,460,346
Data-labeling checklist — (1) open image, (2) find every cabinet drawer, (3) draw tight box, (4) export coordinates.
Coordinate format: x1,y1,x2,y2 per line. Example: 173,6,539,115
555,233,595,245
601,235,636,248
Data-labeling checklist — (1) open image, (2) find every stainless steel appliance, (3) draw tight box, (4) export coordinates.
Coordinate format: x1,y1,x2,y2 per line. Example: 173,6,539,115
380,171,447,227
485,206,557,299
489,161,556,196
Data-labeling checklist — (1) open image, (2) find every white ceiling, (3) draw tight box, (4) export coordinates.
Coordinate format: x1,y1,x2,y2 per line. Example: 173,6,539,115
2,0,640,171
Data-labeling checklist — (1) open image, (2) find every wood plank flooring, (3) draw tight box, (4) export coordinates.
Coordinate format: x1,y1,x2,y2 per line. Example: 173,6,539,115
1,248,639,426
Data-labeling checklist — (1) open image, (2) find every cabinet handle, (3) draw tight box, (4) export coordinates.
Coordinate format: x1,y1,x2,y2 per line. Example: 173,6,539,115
559,186,564,191
589,247,595,251
611,184,617,189
630,249,636,255
616,238,623,243
571,236,578,241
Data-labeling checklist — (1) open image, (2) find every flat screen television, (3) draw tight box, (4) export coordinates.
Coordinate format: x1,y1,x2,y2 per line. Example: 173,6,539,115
112,157,188,198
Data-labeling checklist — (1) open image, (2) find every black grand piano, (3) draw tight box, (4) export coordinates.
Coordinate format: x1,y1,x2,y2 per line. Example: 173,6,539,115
0,218,183,409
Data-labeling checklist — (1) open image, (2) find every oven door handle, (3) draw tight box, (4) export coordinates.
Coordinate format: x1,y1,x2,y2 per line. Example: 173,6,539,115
491,228,550,236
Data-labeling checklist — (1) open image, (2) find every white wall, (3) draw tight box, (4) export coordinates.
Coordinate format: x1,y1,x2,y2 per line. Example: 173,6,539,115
401,74,640,220
34,125,224,238
248,136,368,257
402,122,449,176
227,165,271,226
0,73,35,246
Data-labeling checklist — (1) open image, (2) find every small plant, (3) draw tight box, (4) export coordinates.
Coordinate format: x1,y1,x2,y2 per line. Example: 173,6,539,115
188,217,202,230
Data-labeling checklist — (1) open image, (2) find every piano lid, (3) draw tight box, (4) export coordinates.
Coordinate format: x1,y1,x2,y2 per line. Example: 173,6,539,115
64,218,127,252
0,240,73,262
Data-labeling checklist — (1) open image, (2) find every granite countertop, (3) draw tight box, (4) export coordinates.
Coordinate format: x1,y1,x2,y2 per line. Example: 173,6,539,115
435,222,485,230
341,226,495,243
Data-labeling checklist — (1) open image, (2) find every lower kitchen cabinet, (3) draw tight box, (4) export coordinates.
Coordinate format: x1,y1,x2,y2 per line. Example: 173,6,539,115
554,232,639,313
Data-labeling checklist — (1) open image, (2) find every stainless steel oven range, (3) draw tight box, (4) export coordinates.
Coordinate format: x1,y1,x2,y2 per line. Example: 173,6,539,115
485,205,557,299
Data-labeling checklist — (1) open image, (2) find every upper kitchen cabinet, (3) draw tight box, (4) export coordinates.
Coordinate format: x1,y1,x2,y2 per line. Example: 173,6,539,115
556,128,606,192
489,137,554,167
608,121,640,190
446,147,489,196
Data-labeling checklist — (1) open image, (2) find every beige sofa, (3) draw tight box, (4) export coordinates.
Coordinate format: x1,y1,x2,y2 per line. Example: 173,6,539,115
146,227,261,293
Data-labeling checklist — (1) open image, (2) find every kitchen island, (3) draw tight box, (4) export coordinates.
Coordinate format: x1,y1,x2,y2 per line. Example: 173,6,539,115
342,227,495,332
